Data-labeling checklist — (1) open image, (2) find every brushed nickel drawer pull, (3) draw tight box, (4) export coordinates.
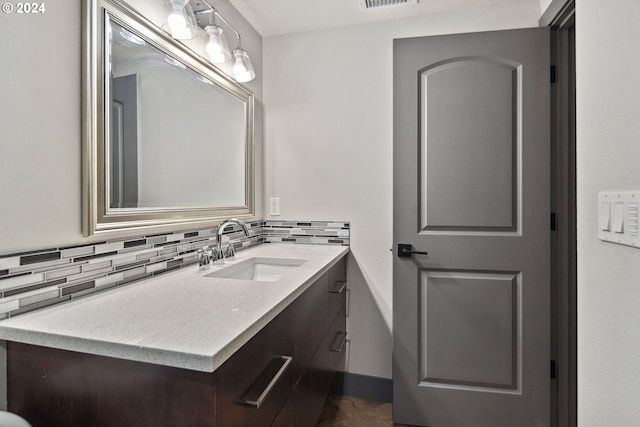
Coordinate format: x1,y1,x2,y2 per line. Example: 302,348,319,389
329,280,347,294
241,355,292,409
330,331,348,353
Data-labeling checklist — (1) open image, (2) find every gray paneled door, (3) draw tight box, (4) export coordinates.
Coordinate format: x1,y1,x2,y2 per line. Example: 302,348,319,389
393,28,550,427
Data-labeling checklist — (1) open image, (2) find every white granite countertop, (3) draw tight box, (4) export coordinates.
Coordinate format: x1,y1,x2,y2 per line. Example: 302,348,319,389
0,244,349,372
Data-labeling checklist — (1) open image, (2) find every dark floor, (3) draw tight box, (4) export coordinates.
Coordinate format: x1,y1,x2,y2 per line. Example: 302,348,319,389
316,395,417,427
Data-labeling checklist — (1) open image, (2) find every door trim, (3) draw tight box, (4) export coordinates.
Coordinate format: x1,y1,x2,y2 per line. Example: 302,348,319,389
539,0,575,27
545,1,577,427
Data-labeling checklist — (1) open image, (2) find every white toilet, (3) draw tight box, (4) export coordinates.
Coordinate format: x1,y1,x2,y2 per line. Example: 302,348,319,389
0,411,31,427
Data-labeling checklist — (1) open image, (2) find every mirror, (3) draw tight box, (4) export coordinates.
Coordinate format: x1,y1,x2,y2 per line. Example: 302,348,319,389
83,0,255,238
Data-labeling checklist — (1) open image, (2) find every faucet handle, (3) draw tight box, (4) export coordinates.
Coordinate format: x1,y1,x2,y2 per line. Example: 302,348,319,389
198,248,211,270
225,243,235,259
212,247,223,263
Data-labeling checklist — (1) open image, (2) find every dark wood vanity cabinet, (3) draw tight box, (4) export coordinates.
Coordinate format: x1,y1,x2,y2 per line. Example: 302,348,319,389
216,304,296,427
217,254,348,427
8,342,218,427
288,257,348,427
7,254,348,427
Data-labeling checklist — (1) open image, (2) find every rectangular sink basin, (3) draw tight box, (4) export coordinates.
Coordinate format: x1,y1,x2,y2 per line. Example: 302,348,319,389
205,257,307,282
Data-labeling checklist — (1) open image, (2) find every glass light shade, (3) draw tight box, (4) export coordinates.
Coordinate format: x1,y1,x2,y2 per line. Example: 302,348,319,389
232,49,255,83
204,25,231,64
161,0,198,40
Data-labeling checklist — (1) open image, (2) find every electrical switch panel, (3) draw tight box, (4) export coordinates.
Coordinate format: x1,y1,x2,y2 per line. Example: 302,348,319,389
598,191,640,248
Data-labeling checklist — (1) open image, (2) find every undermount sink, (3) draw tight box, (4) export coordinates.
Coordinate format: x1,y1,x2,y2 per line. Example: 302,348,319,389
205,257,307,282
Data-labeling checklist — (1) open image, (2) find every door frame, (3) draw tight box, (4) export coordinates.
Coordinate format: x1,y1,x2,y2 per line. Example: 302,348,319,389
542,1,577,427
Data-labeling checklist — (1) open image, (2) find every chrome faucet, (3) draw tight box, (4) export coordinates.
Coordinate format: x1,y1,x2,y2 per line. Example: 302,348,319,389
215,218,250,262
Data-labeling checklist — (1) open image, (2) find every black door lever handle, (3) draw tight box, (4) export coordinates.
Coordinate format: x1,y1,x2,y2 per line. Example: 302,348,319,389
397,243,428,258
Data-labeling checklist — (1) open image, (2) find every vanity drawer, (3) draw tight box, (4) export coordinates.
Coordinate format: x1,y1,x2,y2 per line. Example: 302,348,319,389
328,255,347,323
323,303,347,373
216,305,295,427
293,304,347,427
270,392,294,427
293,270,329,379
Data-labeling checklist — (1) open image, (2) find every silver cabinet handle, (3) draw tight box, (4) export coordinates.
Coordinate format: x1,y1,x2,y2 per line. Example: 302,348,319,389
241,355,292,409
329,280,347,294
330,331,348,353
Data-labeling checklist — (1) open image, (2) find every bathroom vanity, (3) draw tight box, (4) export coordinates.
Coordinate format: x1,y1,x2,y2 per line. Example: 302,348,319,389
0,244,348,427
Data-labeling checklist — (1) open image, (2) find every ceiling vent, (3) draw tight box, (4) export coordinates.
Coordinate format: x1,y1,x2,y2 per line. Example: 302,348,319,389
360,0,418,10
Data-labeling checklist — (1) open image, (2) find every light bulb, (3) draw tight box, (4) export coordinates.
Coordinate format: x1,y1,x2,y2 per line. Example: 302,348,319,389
162,0,197,40
233,57,250,82
205,25,230,64
232,49,255,83
167,7,187,35
207,43,226,63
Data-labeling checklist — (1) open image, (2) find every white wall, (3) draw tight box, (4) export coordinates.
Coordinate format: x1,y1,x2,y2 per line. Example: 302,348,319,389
575,0,640,425
0,1,81,253
263,2,541,379
0,0,262,254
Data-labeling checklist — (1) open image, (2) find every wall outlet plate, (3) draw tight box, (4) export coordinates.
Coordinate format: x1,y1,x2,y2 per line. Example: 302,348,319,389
269,197,280,216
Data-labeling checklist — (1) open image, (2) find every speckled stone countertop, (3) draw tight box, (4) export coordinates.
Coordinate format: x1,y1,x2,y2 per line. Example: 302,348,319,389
0,244,349,372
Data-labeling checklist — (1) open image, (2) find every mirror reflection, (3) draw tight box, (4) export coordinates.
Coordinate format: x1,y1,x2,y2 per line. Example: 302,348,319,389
108,20,247,209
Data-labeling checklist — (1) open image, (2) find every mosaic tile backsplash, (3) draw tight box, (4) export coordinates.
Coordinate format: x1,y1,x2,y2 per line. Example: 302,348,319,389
264,220,350,245
0,220,349,319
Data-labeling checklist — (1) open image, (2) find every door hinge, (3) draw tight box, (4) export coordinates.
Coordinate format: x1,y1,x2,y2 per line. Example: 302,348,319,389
550,360,557,379
550,212,557,231
550,65,557,84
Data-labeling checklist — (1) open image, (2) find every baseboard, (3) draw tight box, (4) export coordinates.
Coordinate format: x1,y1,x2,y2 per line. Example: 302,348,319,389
329,372,393,403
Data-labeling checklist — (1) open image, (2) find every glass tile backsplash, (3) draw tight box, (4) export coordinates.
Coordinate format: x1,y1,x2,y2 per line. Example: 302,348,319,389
263,220,350,246
0,220,349,319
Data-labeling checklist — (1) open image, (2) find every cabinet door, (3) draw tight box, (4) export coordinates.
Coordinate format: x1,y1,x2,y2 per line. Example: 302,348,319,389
217,306,295,427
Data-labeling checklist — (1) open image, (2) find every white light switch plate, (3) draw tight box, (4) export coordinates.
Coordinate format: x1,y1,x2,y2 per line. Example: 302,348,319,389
598,191,640,248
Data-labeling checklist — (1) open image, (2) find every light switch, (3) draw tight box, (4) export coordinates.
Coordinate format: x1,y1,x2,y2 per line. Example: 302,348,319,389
612,202,624,233
599,202,611,231
599,191,640,248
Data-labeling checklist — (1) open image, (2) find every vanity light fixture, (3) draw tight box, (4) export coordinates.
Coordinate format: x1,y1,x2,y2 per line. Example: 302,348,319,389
162,0,198,40
204,24,231,63
202,6,231,66
232,46,255,83
163,0,255,83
